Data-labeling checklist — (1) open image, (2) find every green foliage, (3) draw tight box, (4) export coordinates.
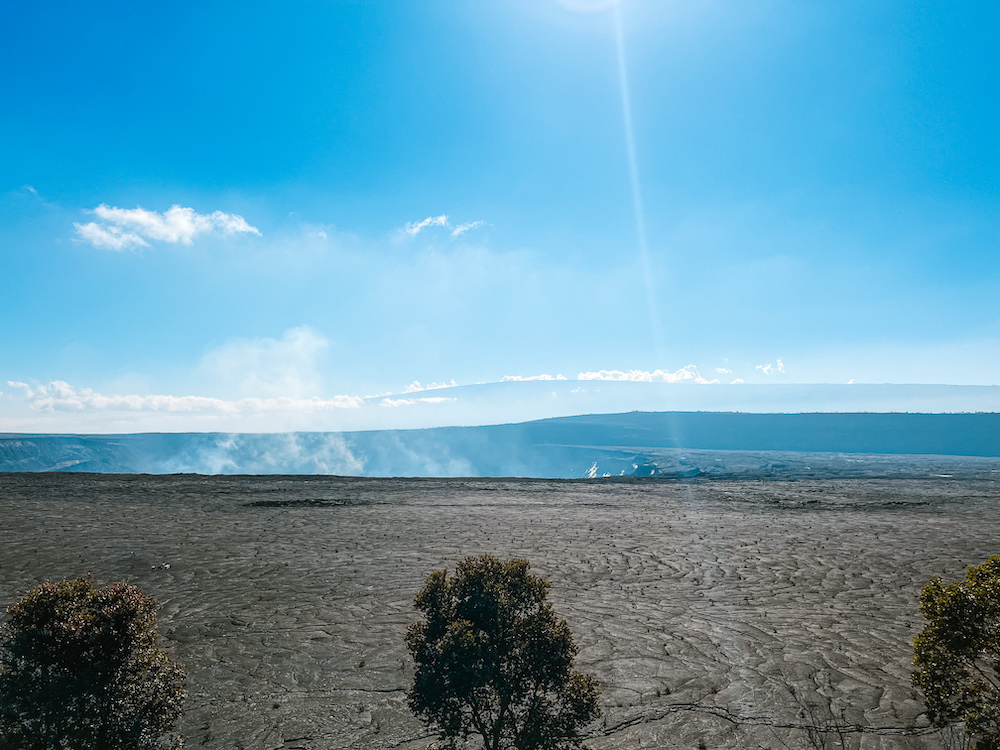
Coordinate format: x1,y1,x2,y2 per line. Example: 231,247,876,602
913,556,1000,747
406,555,600,750
0,577,186,750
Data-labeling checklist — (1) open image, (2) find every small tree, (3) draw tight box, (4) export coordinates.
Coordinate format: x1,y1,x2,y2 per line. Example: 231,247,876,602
0,577,186,750
913,556,1000,749
406,555,600,750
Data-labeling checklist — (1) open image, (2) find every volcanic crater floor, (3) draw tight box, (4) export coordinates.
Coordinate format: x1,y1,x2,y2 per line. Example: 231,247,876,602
1,468,997,749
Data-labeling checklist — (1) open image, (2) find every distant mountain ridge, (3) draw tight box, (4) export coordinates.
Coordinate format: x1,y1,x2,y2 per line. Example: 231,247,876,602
1,411,997,477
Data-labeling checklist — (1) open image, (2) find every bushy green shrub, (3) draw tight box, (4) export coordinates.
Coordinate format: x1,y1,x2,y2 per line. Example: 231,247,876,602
914,556,1000,749
0,577,186,750
406,555,600,750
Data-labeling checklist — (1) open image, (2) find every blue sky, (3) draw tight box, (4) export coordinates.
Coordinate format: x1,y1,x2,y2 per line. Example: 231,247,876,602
1,0,997,432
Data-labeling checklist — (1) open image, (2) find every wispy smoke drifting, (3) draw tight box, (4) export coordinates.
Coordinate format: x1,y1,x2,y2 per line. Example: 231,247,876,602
154,433,365,475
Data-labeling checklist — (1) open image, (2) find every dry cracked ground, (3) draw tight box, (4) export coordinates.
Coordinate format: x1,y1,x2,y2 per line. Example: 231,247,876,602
1,469,998,749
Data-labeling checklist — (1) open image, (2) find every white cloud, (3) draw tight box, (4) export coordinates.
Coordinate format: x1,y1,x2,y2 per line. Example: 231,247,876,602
198,326,329,399
501,374,568,382
731,378,745,384
7,381,363,415
380,395,456,408
381,397,416,407
403,379,458,393
4,325,352,430
23,185,38,194
73,222,149,251
451,220,486,237
715,367,732,374
402,215,486,237
404,215,449,236
755,358,786,376
74,204,260,250
577,366,719,384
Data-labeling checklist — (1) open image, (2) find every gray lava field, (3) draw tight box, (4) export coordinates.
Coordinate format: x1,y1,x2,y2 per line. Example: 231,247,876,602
1,463,998,748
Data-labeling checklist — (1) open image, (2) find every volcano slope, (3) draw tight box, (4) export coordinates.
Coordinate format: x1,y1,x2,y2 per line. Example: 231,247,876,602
0,460,997,749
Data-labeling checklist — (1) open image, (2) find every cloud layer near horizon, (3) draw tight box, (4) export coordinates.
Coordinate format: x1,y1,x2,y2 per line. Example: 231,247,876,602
75,204,260,250
7,380,364,415
4,364,726,421
6,326,353,418
578,366,719,384
501,367,727,384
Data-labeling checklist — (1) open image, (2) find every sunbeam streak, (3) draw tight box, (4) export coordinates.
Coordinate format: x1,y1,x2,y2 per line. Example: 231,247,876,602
614,3,663,357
